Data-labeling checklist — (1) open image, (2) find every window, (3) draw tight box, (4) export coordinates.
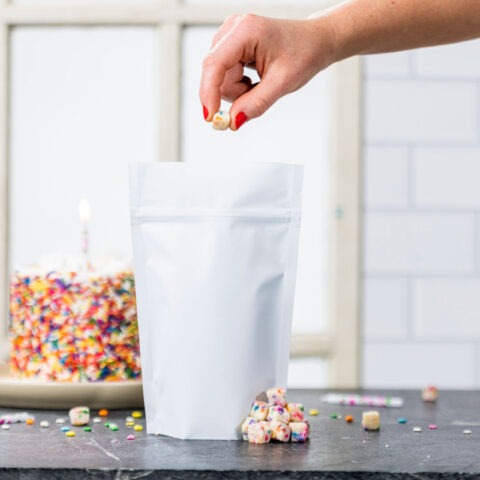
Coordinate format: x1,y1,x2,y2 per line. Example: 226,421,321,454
0,0,362,389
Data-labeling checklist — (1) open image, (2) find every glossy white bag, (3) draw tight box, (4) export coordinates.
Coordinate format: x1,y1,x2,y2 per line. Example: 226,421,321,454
129,161,303,440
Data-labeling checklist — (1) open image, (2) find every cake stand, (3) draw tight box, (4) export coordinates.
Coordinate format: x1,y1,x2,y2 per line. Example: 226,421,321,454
0,363,143,409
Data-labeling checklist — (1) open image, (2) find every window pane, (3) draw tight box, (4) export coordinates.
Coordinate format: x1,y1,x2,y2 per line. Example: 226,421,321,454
10,27,158,267
182,27,330,334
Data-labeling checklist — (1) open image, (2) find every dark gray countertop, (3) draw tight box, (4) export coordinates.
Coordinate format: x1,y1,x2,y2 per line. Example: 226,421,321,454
0,389,479,479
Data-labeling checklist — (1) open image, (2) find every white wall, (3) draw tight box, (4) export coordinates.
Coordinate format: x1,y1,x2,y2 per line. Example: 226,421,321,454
362,39,480,389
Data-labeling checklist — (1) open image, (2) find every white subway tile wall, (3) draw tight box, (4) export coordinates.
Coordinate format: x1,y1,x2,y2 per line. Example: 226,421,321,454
362,39,480,389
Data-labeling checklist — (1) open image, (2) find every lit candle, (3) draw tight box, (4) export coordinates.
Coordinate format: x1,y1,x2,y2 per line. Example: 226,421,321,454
78,198,91,260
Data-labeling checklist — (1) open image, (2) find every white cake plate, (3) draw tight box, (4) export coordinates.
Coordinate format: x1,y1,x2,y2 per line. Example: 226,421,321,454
0,364,143,409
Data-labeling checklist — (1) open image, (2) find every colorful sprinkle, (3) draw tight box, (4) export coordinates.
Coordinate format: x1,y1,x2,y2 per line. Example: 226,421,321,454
127,434,135,440
132,411,143,418
61,426,70,432
464,429,472,435
1,424,10,430
93,417,102,423
133,424,143,431
55,418,65,424
428,424,438,430
104,423,110,428
125,421,135,427
26,417,34,425
40,421,49,428
413,427,422,432
84,427,92,432
308,409,318,416
397,418,407,424
345,415,354,423
125,416,134,422
99,409,109,417
330,413,338,419
9,271,139,382
65,431,75,437
109,423,119,431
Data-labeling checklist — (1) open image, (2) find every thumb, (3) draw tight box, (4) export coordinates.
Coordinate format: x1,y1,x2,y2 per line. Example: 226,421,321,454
229,75,284,130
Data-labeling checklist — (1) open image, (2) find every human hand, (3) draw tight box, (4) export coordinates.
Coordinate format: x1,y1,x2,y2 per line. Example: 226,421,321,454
199,14,337,130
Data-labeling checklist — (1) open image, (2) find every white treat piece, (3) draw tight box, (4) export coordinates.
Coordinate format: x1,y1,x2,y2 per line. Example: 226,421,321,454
250,401,269,421
286,403,304,423
212,111,230,130
93,417,102,423
270,420,291,442
55,418,65,424
247,421,272,444
422,386,438,403
413,427,422,432
1,424,10,430
40,421,50,428
241,416,257,441
464,429,472,435
266,387,287,407
267,406,290,424
290,422,309,442
69,406,90,426
362,411,380,431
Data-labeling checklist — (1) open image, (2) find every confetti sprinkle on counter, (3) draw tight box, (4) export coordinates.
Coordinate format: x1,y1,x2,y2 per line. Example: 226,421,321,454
40,421,49,428
127,434,135,440
133,425,143,432
398,418,407,424
413,427,422,432
131,411,143,419
463,429,472,435
308,409,318,416
65,431,75,437
9,269,140,382
429,424,438,430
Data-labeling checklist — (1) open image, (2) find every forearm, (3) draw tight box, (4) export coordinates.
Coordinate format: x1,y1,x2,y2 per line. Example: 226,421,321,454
316,0,480,62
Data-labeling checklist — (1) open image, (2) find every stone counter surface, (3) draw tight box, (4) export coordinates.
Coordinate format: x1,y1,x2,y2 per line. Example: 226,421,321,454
0,389,479,479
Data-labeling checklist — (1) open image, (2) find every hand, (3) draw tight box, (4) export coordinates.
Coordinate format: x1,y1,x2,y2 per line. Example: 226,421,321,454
199,14,337,130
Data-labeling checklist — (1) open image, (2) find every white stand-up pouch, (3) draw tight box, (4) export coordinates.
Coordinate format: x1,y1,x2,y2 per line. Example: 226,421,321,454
129,161,303,440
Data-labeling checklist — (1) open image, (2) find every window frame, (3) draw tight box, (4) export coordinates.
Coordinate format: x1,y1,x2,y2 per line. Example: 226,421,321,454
0,0,362,388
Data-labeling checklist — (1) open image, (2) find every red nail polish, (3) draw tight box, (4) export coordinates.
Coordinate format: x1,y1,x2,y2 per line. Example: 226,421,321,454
235,112,247,130
203,105,209,120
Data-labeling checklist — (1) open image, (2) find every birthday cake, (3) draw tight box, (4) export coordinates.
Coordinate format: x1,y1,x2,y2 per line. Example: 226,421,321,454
9,257,140,382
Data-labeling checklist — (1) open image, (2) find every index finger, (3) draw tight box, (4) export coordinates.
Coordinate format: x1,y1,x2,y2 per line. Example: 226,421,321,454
199,20,254,121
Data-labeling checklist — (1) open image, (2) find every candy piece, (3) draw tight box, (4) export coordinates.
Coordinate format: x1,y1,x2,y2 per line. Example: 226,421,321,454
133,425,143,431
308,409,318,416
250,401,269,421
104,423,110,428
241,417,257,441
413,427,422,432
330,413,338,419
345,415,354,423
362,411,380,431
84,427,92,432
422,386,438,403
267,406,290,424
40,421,49,428
132,411,143,418
127,434,135,440
1,424,10,430
397,418,407,424
125,421,135,427
286,403,304,423
125,416,134,422
55,418,65,424
247,421,272,444
212,111,230,130
464,429,472,435
93,417,102,423
270,421,291,443
26,417,34,425
429,424,438,430
266,388,287,407
61,426,70,432
99,409,109,417
69,406,90,426
290,422,309,442
65,431,75,437
109,423,119,431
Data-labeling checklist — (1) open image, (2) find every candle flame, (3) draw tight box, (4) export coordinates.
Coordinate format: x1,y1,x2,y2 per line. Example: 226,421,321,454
78,198,91,223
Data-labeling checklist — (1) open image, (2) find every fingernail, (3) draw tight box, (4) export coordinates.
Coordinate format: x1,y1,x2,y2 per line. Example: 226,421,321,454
203,105,209,120
235,112,247,130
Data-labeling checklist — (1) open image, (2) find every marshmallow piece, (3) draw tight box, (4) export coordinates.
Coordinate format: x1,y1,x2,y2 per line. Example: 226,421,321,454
267,406,290,424
362,411,380,431
250,401,269,421
241,417,257,441
212,111,230,130
290,422,309,442
69,406,90,426
286,403,304,423
248,421,272,444
422,386,438,403
266,387,287,407
270,421,291,443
